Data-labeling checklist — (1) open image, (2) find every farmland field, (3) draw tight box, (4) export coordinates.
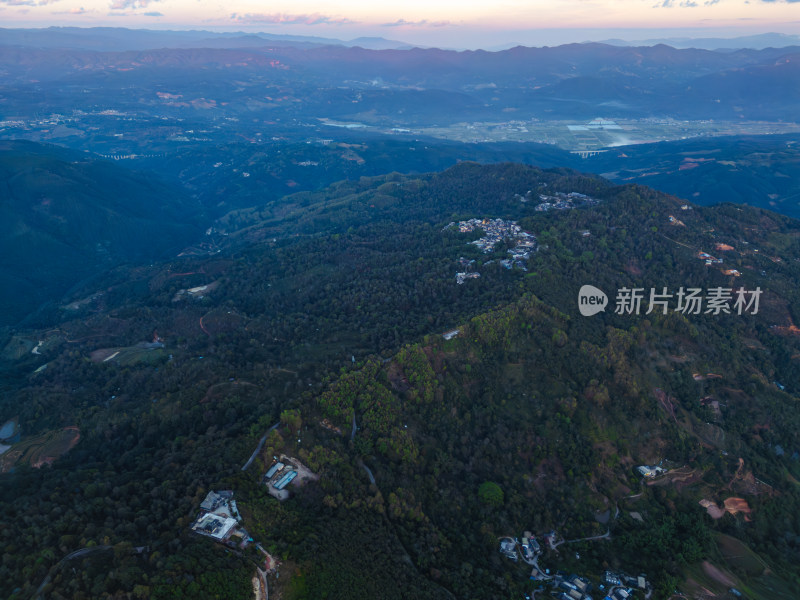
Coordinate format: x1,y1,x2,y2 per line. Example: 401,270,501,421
0,426,80,472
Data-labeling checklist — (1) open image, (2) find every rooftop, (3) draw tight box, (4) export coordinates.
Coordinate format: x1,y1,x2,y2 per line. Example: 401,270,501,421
192,513,238,540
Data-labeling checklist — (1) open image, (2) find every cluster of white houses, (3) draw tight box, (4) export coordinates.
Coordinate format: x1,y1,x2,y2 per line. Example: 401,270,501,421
444,218,538,281
535,191,600,212
191,490,250,544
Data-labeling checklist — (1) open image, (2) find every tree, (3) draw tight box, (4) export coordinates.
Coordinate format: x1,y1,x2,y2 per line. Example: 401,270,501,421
280,409,302,434
478,482,504,507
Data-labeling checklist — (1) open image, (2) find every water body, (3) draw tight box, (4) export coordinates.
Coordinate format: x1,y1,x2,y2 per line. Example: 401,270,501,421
0,418,19,443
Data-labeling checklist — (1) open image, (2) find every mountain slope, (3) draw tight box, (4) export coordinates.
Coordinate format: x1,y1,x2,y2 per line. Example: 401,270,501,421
0,140,202,326
0,163,799,599
586,134,800,219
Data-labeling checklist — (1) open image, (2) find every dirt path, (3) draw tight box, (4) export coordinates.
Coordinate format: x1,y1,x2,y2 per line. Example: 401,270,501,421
565,529,611,544
728,457,745,489
199,313,211,336
655,388,679,424
660,233,697,251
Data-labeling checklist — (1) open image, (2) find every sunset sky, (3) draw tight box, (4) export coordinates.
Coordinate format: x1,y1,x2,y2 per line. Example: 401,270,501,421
1,0,798,48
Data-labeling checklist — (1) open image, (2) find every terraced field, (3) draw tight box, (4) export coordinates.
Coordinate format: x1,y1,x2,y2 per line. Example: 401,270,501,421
0,426,80,472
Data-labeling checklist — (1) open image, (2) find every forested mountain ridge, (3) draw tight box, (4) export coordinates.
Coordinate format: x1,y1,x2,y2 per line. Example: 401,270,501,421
0,163,799,599
2,41,798,121
5,132,800,331
0,140,202,327
585,134,800,220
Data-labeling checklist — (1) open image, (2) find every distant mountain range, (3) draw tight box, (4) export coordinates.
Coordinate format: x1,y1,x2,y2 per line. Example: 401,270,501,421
2,27,799,53
0,27,416,52
0,40,797,122
598,32,800,51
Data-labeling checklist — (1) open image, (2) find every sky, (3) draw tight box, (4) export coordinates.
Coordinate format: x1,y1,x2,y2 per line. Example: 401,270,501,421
0,0,799,48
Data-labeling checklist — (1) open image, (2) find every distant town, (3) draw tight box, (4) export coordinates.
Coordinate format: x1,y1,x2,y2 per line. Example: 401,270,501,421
413,117,800,152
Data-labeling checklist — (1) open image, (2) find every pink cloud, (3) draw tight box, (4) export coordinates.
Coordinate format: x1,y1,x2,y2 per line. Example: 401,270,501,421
52,6,95,12
381,19,451,27
110,0,158,10
0,0,65,6
230,12,359,26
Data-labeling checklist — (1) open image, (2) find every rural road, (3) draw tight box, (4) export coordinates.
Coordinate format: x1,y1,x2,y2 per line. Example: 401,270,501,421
566,529,611,543
351,413,375,484
242,421,280,471
36,545,113,599
358,458,376,484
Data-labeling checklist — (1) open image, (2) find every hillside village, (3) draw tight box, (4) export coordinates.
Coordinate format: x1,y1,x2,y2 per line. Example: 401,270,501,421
533,191,600,212
498,528,652,600
444,190,602,284
444,218,538,282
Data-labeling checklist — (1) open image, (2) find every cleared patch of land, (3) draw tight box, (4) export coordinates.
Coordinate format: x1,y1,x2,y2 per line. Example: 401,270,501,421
90,342,166,366
647,466,703,491
0,426,80,472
